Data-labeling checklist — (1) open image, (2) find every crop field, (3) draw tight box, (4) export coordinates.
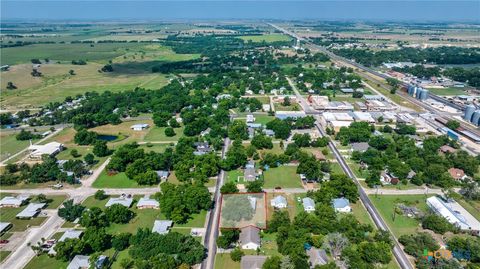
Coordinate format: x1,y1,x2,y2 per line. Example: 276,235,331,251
240,34,292,43
0,63,171,109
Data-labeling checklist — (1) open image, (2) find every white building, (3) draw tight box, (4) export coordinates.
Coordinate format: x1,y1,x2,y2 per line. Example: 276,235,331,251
29,142,63,159
16,203,46,219
276,111,306,120
0,195,29,208
0,222,12,234
246,114,256,123
426,196,480,233
350,112,375,123
332,198,351,213
152,220,173,234
270,196,287,209
302,197,316,213
131,123,149,131
137,195,160,209
67,255,90,269
105,196,133,208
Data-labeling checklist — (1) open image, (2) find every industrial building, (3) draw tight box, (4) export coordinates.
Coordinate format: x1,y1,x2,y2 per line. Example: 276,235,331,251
463,105,480,126
427,196,480,234
407,85,429,101
28,142,63,160
309,96,354,111
275,111,306,120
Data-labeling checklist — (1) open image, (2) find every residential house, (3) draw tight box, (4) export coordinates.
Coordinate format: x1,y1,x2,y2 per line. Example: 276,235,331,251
448,168,467,181
239,226,261,250
263,129,275,137
67,255,90,269
105,196,133,208
0,222,12,235
131,124,149,131
439,145,457,154
16,203,46,219
246,114,255,123
152,220,173,234
193,142,212,156
241,255,267,269
270,196,287,209
155,170,169,181
137,195,160,209
0,195,29,208
244,161,258,182
380,170,399,185
302,197,316,213
332,198,351,213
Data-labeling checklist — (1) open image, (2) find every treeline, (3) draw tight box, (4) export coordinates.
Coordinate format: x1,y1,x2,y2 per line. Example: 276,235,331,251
393,65,480,87
333,47,480,66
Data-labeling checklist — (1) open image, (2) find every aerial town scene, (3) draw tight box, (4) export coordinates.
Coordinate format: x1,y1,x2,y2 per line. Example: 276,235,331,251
0,1,479,269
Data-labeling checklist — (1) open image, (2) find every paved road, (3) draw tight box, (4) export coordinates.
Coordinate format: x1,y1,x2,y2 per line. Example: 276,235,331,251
202,138,230,269
285,73,414,269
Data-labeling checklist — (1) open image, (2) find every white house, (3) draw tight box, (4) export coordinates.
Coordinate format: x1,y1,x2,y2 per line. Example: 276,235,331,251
239,226,261,250
131,123,149,131
0,222,12,234
302,197,316,213
137,195,160,209
270,196,287,209
241,255,267,269
67,255,90,269
0,195,29,208
105,196,133,208
152,220,173,234
246,114,256,123
16,203,46,219
332,198,351,213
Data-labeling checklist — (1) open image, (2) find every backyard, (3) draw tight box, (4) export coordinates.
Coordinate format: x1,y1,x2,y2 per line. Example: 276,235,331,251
263,165,302,188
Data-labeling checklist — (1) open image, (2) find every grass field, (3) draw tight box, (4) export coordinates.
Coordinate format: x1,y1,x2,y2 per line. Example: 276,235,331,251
214,254,240,269
263,165,302,188
139,143,173,153
23,253,71,269
143,125,185,142
1,63,171,109
45,195,68,209
369,194,432,237
92,171,140,188
350,201,374,225
0,251,11,263
427,87,466,96
254,114,275,125
240,34,292,43
0,133,39,161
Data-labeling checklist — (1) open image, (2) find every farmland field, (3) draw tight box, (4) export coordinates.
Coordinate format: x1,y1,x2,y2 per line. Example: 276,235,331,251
240,34,292,43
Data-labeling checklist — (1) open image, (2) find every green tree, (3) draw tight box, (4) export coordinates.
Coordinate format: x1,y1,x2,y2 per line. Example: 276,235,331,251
446,120,460,130
105,204,134,224
94,190,107,200
93,140,111,157
80,207,109,228
84,153,96,165
220,182,239,194
112,233,132,251
58,199,85,222
246,179,263,193
165,127,176,137
230,248,244,262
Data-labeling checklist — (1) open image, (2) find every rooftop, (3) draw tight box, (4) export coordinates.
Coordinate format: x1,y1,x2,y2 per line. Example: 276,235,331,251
16,203,46,218
332,198,350,209
240,255,267,269
427,196,480,231
105,196,133,208
240,226,261,245
152,220,173,234
67,255,90,269
137,196,160,208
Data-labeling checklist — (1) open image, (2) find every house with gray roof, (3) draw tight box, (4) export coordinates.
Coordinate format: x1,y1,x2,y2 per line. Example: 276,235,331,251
193,142,212,156
241,255,267,269
67,255,90,269
16,203,46,219
239,226,261,250
302,197,316,213
152,220,173,234
155,170,169,181
270,196,287,209
105,196,133,208
49,230,84,255
244,161,258,182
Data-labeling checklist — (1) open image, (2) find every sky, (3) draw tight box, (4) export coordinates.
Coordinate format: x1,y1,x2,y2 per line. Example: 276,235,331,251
1,1,479,21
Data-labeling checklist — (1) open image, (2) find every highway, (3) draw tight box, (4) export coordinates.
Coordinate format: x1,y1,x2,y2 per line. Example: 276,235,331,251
202,137,230,269
285,76,414,269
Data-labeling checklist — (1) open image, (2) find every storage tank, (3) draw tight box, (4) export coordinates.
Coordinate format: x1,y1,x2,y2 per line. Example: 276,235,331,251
472,110,480,126
419,89,429,100
464,105,476,122
407,85,415,96
412,87,418,98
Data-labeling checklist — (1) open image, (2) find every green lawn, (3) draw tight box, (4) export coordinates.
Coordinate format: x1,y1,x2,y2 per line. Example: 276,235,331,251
93,171,140,188
350,201,374,226
239,34,292,43
254,114,275,125
227,169,244,183
143,126,184,142
0,133,39,161
110,249,130,269
253,96,271,104
214,254,240,269
427,87,466,96
0,251,11,263
24,254,68,269
263,165,302,188
45,195,68,209
369,194,432,237
139,143,173,153
330,162,346,175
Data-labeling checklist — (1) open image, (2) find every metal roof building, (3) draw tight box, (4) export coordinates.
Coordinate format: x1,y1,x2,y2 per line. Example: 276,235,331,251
427,196,480,232
152,220,173,234
16,203,46,219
